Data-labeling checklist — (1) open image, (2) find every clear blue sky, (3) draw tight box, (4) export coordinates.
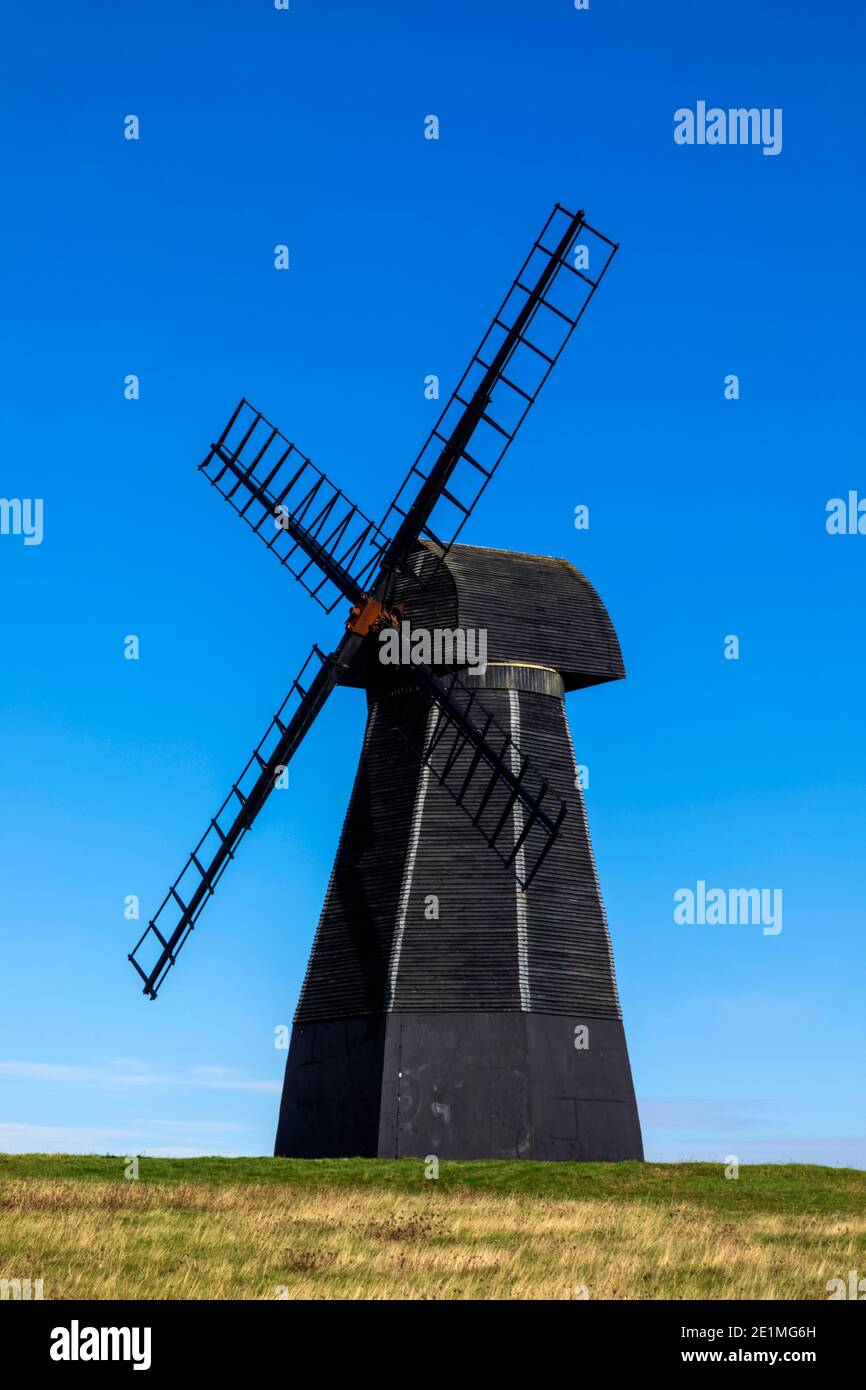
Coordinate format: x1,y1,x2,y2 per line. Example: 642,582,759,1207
1,0,863,1164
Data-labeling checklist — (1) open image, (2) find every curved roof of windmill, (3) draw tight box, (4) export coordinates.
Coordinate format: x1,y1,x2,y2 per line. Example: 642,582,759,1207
345,541,625,692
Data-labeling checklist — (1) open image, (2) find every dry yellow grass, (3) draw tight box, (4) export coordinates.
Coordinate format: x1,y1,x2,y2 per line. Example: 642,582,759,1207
2,1177,861,1300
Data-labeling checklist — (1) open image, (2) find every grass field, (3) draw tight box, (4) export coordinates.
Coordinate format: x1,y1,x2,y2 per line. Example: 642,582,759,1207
1,1155,864,1300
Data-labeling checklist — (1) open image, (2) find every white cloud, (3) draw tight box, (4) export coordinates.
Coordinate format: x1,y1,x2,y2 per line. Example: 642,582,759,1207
644,1132,866,1168
0,1119,269,1156
0,1060,279,1094
638,1097,777,1132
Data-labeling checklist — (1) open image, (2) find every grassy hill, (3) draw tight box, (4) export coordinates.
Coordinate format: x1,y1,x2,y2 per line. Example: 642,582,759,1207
2,1156,863,1300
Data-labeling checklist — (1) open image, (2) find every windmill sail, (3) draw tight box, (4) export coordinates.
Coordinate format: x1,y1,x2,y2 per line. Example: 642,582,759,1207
200,400,391,611
129,644,336,998
377,204,618,588
392,665,567,889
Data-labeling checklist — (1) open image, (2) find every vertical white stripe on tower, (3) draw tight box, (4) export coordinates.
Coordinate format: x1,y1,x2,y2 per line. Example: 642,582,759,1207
560,696,621,1014
508,688,532,1011
385,704,437,1012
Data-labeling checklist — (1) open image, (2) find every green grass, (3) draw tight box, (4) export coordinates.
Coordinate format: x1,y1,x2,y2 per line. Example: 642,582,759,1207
2,1154,864,1214
3,1156,863,1298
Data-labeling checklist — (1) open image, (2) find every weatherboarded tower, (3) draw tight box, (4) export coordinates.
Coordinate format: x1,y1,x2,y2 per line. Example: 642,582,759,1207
275,542,643,1161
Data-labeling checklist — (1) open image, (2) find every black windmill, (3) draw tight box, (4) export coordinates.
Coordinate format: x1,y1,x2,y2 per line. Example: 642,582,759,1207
129,204,643,1162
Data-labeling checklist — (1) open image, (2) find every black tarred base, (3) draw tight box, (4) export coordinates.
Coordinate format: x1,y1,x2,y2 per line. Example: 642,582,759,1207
274,1011,643,1162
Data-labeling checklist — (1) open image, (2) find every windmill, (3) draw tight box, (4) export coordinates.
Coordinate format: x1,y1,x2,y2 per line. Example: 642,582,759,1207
129,204,643,1162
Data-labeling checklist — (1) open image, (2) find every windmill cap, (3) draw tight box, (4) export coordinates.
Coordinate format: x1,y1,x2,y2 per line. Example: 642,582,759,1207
345,541,625,692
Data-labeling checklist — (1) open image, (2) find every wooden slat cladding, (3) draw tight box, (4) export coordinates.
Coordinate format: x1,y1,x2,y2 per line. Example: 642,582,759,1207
439,543,624,691
295,661,623,1023
296,543,626,1023
343,541,625,692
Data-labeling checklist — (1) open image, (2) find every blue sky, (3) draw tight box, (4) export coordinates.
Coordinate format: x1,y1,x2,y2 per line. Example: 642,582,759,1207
0,0,863,1164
